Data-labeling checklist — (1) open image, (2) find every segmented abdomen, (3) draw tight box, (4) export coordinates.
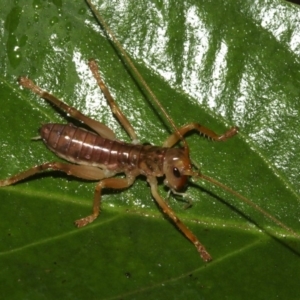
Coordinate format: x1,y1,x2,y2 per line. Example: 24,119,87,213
40,123,166,176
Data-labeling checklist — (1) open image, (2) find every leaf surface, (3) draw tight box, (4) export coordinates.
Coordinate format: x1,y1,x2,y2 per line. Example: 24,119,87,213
0,0,300,299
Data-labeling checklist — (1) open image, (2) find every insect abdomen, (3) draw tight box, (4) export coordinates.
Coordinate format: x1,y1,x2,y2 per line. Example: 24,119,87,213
40,123,165,175
40,123,124,168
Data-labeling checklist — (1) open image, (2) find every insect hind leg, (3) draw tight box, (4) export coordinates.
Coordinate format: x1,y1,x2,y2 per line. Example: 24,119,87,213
0,162,107,187
18,77,116,140
0,162,115,227
88,59,139,144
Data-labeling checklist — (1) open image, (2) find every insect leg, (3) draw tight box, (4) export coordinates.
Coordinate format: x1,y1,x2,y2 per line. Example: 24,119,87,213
147,176,212,262
88,59,139,144
0,162,107,187
163,123,238,147
75,176,136,227
18,77,116,140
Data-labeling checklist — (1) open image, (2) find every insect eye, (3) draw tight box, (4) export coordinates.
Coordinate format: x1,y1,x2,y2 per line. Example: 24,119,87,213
173,167,181,178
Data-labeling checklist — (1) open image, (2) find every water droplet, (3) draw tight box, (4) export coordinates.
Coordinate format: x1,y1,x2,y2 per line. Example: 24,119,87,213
49,16,59,26
78,8,85,15
34,13,39,22
66,22,72,31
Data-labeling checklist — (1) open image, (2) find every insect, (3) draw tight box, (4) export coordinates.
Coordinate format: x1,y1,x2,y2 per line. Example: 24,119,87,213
0,59,238,262
1,1,298,262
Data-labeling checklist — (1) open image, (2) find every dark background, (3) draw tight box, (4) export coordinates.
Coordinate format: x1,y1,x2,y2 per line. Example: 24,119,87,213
287,0,300,5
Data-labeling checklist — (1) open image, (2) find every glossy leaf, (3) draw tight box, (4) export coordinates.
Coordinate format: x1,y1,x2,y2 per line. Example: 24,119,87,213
1,0,300,299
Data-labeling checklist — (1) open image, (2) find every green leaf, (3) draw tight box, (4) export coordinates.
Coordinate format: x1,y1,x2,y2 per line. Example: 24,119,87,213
1,0,300,299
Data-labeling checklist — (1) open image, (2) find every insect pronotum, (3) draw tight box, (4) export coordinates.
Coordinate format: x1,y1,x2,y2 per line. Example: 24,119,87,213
1,0,299,262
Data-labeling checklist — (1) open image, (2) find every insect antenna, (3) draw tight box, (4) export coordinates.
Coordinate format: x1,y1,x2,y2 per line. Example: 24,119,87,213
85,0,189,152
191,170,300,240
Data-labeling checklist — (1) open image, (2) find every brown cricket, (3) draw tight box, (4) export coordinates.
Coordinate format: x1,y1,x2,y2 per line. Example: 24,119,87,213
0,59,237,262
1,1,298,262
